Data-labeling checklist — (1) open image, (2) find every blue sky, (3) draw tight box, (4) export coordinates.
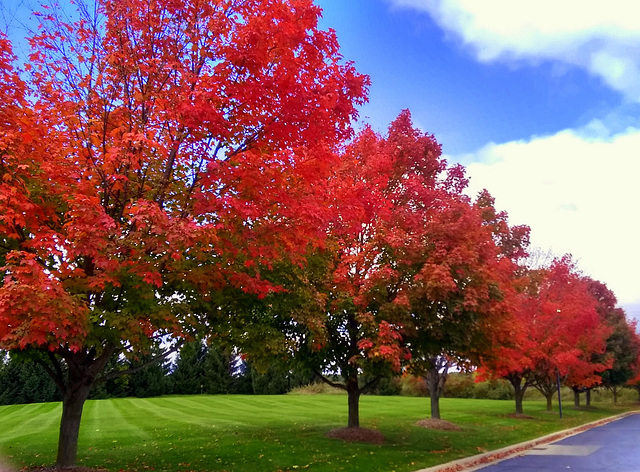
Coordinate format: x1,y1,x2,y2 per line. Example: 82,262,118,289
316,0,638,155
317,0,640,319
3,0,640,317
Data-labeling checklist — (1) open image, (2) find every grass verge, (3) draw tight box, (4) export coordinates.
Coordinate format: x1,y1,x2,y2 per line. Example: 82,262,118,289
0,395,635,472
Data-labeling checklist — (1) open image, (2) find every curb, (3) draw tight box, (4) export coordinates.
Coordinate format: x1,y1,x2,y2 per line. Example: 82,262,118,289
414,410,639,472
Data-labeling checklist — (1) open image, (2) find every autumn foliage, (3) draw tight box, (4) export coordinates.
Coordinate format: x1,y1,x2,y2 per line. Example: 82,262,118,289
255,110,524,428
478,257,612,413
0,0,368,466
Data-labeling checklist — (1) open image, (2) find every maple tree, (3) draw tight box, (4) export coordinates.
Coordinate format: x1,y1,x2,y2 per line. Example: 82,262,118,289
240,111,520,429
231,111,448,429
0,0,368,466
405,190,525,420
276,113,444,429
478,257,611,414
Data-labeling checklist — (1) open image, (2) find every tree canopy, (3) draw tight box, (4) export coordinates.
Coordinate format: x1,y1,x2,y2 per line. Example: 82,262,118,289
0,0,367,466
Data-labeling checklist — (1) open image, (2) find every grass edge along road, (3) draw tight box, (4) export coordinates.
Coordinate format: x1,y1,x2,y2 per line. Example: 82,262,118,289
0,395,636,472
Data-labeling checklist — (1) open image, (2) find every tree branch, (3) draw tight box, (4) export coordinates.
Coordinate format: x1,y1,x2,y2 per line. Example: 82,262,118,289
313,370,346,391
34,352,67,396
360,375,381,394
95,343,181,384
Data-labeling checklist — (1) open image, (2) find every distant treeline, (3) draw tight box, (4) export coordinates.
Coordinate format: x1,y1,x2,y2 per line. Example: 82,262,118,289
0,340,315,405
3,344,636,406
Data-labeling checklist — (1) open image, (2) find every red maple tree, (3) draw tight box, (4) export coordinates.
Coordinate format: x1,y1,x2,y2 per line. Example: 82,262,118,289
478,257,611,414
404,189,523,420
0,0,368,466
257,111,520,429
582,279,640,405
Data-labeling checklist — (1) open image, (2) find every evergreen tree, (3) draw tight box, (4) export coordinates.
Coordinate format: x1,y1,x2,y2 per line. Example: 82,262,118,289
170,341,207,395
0,353,60,405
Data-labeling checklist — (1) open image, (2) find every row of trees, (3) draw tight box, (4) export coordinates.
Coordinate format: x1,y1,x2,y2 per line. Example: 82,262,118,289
0,0,638,468
478,264,640,414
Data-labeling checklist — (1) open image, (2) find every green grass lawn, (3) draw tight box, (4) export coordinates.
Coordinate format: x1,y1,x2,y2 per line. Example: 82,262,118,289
0,395,635,472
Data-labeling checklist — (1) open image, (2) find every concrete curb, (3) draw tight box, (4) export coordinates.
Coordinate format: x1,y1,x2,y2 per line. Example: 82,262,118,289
414,410,639,472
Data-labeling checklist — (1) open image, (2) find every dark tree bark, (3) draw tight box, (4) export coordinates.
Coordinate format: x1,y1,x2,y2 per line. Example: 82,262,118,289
426,368,442,419
545,393,553,411
429,390,441,419
514,387,525,414
313,370,379,429
586,388,591,406
506,373,528,415
51,347,114,468
57,379,93,467
424,356,450,420
532,371,557,412
346,376,361,428
574,389,581,407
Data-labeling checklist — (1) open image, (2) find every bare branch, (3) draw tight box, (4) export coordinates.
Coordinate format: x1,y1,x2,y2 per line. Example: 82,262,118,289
95,342,181,384
313,370,346,391
33,352,67,396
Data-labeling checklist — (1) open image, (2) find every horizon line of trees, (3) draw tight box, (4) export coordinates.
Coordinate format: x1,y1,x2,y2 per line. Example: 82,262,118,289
5,343,640,407
0,340,315,404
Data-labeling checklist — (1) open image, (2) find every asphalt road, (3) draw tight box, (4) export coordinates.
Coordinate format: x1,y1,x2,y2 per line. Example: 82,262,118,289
476,413,640,471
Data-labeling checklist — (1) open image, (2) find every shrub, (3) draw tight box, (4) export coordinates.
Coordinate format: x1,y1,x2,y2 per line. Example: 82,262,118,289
400,374,429,397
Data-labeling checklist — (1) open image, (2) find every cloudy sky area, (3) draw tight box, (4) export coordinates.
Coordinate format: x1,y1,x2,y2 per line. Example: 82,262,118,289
316,0,640,319
2,1,640,317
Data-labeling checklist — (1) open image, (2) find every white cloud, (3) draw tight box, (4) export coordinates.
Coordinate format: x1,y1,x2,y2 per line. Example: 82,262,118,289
388,0,640,101
452,122,640,307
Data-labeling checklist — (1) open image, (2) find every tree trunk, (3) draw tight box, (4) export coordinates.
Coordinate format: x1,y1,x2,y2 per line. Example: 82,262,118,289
514,390,524,414
346,377,361,428
426,368,442,419
507,374,527,415
613,387,618,404
574,389,580,407
514,384,526,415
586,388,591,406
430,388,441,420
48,346,115,469
546,393,553,411
57,382,93,468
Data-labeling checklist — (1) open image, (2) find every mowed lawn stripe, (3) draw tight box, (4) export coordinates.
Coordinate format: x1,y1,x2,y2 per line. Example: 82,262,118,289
198,395,346,426
0,403,61,470
179,395,323,425
0,402,60,443
132,397,244,429
80,398,152,445
160,396,301,428
165,396,253,425
0,404,39,438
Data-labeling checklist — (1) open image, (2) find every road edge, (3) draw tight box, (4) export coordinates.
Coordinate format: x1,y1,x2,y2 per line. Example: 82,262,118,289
414,410,639,472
